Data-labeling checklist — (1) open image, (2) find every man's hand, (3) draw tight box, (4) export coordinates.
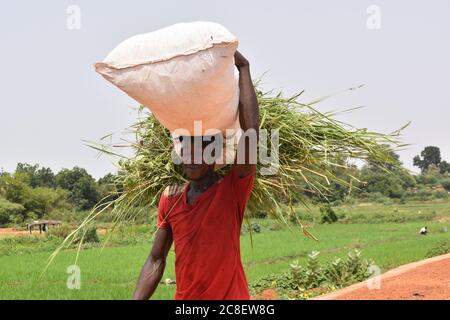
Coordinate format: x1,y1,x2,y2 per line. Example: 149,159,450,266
234,50,249,69
233,50,259,178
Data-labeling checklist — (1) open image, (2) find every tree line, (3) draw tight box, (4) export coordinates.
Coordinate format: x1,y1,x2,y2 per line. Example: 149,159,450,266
0,165,115,225
307,145,450,204
1,145,449,226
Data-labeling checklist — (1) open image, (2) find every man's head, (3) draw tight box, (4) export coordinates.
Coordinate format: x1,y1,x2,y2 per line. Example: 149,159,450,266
179,134,222,181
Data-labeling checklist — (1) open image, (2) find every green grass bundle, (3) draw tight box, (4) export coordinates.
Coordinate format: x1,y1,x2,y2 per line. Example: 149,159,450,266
100,88,404,217
47,86,406,265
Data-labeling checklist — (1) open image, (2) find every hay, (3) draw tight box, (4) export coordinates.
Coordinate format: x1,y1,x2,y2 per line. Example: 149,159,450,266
100,88,405,219
45,86,407,267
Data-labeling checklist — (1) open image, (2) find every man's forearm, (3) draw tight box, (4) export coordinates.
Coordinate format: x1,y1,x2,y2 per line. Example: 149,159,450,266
237,65,259,132
233,51,259,175
133,258,165,300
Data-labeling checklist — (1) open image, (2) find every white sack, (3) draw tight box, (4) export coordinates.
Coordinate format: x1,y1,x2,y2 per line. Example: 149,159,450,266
95,21,240,136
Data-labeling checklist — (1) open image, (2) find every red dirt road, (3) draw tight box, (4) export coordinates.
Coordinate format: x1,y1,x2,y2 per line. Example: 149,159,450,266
314,253,450,300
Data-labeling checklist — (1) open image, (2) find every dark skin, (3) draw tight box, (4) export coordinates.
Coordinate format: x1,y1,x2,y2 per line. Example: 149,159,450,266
182,139,221,205
133,50,259,300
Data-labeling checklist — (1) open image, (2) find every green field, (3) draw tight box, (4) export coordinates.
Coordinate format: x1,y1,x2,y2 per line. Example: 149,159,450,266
0,200,449,299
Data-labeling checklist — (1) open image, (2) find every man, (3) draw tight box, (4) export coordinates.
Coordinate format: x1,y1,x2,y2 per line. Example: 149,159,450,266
419,226,428,235
133,51,259,300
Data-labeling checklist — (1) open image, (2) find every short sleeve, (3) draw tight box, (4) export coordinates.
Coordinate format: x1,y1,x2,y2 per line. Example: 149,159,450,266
156,194,170,229
229,166,255,218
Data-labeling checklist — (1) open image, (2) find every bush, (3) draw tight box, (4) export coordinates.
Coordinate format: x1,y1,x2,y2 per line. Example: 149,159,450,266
320,205,338,224
83,225,100,243
365,192,390,204
47,224,72,239
433,190,449,199
251,250,373,299
268,220,284,231
253,211,268,219
425,241,450,258
415,166,443,186
44,210,89,224
441,179,450,191
47,224,99,243
0,235,61,256
404,187,449,201
302,251,323,288
403,188,434,201
241,223,262,234
302,211,317,222
342,196,356,206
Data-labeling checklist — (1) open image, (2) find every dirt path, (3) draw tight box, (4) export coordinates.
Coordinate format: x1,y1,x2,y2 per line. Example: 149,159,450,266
0,228,43,237
313,253,450,300
0,227,108,238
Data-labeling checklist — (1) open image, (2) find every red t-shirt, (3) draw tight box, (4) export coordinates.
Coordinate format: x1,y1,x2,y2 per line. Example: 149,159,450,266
157,167,255,300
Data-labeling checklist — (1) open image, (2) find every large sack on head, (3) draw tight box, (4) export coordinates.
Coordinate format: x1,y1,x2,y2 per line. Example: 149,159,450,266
95,21,240,136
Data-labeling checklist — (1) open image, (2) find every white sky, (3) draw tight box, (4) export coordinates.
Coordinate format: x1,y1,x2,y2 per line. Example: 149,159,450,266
0,0,449,179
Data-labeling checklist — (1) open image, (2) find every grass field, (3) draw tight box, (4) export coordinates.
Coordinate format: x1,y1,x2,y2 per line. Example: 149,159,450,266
0,200,449,299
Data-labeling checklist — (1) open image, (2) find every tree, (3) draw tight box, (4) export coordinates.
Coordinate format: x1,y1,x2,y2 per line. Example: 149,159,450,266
320,205,338,224
15,163,56,188
1,173,30,204
359,165,415,198
0,198,25,225
56,167,100,210
439,160,450,174
360,145,416,198
23,187,70,219
359,149,416,198
0,172,70,222
97,173,119,204
34,167,56,188
15,163,39,179
367,146,401,172
302,157,361,203
98,173,115,185
413,146,442,173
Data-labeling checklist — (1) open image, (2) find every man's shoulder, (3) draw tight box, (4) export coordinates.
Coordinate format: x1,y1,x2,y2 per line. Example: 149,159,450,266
163,184,186,198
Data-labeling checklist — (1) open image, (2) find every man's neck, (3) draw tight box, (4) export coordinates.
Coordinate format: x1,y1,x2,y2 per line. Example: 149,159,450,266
190,169,218,193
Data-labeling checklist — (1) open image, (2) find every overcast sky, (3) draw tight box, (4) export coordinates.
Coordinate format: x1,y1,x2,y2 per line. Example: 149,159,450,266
1,0,449,179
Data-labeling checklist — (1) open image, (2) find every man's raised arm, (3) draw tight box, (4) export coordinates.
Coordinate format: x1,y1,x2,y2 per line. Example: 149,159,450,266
233,50,259,178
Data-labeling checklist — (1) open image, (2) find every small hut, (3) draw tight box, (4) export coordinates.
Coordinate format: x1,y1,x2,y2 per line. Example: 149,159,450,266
26,220,62,234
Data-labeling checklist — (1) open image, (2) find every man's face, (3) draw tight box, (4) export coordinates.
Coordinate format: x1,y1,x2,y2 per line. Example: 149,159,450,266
180,136,216,181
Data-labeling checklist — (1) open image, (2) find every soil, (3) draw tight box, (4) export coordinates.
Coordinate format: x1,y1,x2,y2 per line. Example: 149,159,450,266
313,253,450,300
0,228,43,237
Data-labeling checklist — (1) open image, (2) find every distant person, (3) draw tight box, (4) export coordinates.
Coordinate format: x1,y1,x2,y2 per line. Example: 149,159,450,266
419,226,428,235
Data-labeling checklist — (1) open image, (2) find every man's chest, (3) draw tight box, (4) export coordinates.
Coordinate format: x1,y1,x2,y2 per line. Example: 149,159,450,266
169,191,240,241
186,189,204,205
